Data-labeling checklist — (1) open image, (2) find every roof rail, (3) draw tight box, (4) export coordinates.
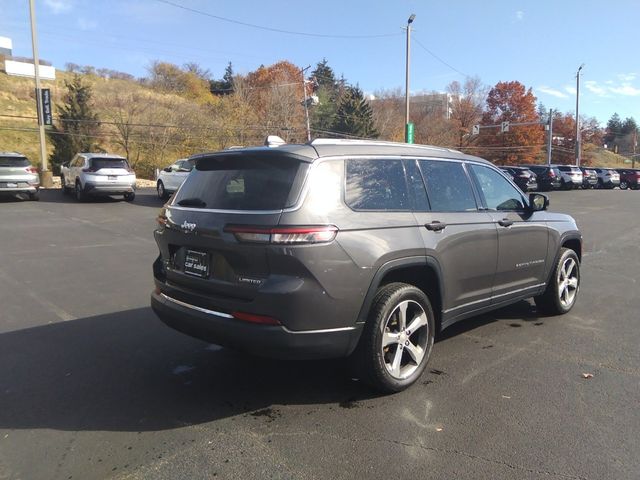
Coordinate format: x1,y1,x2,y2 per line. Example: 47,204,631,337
309,138,462,154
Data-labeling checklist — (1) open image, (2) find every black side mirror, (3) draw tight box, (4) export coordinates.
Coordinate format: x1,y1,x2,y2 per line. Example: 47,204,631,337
528,193,549,212
163,167,172,172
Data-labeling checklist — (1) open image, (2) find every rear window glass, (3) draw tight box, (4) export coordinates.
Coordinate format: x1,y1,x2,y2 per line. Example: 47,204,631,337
419,160,477,212
0,156,30,167
91,158,129,169
174,154,305,211
345,159,410,211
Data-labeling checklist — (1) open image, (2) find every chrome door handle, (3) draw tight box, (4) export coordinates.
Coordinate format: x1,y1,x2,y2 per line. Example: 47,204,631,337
498,218,514,227
425,221,447,232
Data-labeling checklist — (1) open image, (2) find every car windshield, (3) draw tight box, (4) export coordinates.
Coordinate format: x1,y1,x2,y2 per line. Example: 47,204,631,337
173,153,306,210
91,158,129,169
0,156,30,167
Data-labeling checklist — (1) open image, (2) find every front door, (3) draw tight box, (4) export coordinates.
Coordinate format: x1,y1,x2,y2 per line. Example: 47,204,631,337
467,164,549,304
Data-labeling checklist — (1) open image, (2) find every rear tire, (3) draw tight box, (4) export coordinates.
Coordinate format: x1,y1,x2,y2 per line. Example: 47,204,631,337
29,191,40,201
535,248,580,315
124,191,135,202
620,180,628,190
350,283,435,393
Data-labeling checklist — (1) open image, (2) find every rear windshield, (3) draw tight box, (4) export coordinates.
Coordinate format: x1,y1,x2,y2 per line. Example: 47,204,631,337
0,156,30,167
91,158,129,169
173,154,306,211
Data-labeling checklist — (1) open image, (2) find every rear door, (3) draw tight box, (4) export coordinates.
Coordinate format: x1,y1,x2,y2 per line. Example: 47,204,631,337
467,163,549,303
412,159,498,318
156,151,309,308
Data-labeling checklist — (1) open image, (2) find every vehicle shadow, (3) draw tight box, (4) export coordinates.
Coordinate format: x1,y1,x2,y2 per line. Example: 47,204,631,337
33,188,165,208
0,307,375,433
437,299,544,341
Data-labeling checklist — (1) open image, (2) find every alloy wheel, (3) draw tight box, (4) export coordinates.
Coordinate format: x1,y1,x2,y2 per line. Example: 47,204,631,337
558,257,578,308
381,300,429,380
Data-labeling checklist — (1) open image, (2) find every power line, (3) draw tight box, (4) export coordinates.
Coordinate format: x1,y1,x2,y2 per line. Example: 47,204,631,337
155,0,401,39
412,36,471,79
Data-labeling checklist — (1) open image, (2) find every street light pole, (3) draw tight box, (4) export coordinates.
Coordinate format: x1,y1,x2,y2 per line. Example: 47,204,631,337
404,14,415,143
28,0,52,187
300,65,311,142
575,64,584,167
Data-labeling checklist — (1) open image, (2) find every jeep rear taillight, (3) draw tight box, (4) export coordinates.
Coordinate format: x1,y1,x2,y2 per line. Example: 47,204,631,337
225,225,338,245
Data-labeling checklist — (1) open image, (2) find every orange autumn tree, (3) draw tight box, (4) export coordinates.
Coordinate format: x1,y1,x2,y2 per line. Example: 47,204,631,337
244,61,307,142
479,81,544,164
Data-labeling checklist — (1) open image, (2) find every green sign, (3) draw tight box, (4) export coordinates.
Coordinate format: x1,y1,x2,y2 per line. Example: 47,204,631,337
405,122,414,144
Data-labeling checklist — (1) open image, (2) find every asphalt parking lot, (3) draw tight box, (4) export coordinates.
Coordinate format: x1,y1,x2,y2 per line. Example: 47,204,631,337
0,188,638,480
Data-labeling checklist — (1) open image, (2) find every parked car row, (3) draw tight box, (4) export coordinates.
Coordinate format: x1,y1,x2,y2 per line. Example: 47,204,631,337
500,164,637,192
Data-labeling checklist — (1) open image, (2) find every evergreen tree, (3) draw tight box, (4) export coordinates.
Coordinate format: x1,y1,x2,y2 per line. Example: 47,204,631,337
48,75,100,173
210,62,234,95
309,59,340,134
330,85,379,138
604,113,622,147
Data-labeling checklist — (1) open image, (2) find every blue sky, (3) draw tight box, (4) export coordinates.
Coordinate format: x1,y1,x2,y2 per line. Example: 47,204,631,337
2,0,639,124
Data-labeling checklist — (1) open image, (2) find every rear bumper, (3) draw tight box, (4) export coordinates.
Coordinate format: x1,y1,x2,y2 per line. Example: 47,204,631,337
0,185,38,193
84,181,135,195
151,291,362,360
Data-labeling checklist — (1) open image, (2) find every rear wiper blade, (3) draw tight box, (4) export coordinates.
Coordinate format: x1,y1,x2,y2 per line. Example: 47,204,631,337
177,197,206,208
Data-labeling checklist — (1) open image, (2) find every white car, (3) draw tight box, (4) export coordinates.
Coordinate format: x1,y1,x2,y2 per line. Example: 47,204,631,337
156,158,194,200
61,153,136,202
0,152,40,201
555,165,583,190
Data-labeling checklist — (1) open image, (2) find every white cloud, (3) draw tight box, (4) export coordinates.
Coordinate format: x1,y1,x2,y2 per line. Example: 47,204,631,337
609,83,640,96
564,85,577,95
585,80,608,97
44,0,73,14
515,11,524,21
77,17,97,31
617,73,637,82
537,86,568,98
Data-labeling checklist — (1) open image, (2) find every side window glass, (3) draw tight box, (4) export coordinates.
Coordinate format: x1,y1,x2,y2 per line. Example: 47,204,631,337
469,164,525,211
418,160,477,212
181,160,193,172
345,159,410,211
404,159,429,211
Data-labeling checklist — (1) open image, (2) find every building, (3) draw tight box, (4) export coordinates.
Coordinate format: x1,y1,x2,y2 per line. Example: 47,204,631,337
0,35,56,80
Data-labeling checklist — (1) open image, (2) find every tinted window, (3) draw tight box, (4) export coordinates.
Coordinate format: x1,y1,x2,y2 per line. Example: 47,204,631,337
178,160,193,171
469,164,525,211
404,160,429,211
91,158,129,169
345,159,410,210
558,166,570,172
174,154,305,211
0,156,30,167
418,160,477,212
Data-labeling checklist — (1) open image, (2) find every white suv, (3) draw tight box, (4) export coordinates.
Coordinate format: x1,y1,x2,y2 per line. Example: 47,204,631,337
555,165,583,190
61,153,136,202
156,158,193,199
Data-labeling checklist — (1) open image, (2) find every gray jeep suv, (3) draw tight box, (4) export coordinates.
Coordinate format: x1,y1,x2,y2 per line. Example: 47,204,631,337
151,139,582,392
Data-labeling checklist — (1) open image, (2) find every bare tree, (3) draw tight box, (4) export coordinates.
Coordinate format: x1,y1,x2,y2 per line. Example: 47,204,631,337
447,76,487,148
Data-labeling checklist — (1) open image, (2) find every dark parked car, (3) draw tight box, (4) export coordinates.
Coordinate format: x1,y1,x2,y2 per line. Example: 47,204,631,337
616,168,640,190
594,168,620,189
579,168,598,189
524,165,562,191
500,166,538,191
151,139,582,392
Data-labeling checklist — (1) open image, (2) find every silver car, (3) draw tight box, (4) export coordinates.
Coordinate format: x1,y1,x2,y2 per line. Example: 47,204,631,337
60,153,136,202
0,152,40,201
156,158,194,200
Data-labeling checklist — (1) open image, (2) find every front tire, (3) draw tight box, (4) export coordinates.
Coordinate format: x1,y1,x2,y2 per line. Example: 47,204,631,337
535,248,580,315
620,180,628,190
60,176,69,195
75,181,86,202
157,180,169,200
351,283,435,393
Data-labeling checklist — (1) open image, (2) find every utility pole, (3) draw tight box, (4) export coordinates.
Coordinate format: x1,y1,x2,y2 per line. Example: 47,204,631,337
29,0,52,187
633,129,637,169
575,64,584,167
300,65,311,142
404,14,416,143
547,109,554,166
